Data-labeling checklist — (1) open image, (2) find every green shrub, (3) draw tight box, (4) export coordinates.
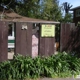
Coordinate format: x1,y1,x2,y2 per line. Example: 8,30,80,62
0,52,80,80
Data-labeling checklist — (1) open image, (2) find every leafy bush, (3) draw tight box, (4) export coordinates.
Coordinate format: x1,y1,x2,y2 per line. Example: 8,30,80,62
0,52,80,80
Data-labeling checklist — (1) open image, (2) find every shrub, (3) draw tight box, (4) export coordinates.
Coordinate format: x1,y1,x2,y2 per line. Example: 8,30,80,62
0,52,80,80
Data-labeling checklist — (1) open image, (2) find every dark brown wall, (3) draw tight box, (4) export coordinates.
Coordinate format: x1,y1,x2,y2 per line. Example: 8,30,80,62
15,22,32,56
0,21,8,62
73,9,80,25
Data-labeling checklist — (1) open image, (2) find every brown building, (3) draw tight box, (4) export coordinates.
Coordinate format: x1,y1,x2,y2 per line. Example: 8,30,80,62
70,6,80,25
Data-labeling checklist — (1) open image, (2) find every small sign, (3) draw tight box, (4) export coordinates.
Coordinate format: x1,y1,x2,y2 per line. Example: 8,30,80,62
22,24,27,30
41,24,55,37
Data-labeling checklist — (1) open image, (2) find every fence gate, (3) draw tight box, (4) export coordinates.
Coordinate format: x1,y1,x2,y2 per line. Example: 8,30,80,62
15,22,32,56
0,21,8,62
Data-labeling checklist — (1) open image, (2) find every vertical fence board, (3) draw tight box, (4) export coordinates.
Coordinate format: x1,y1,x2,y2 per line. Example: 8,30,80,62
15,22,32,56
0,21,8,62
70,26,80,54
60,23,65,51
39,37,55,56
60,23,75,52
15,22,21,54
64,24,71,51
44,38,50,56
26,23,32,56
49,38,55,55
39,24,55,56
39,37,45,56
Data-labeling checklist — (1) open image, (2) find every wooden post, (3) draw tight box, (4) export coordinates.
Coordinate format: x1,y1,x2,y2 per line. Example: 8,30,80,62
0,21,8,62
15,22,32,56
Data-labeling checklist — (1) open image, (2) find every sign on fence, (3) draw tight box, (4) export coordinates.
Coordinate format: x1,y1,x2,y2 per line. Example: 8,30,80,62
41,24,55,37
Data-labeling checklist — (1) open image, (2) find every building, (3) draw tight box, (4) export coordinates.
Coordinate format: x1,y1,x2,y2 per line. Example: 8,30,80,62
70,6,80,25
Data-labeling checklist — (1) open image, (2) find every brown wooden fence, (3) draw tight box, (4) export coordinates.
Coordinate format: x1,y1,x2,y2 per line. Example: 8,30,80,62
60,23,80,55
1,21,80,62
39,37,55,56
15,22,32,56
0,21,56,62
0,21,8,62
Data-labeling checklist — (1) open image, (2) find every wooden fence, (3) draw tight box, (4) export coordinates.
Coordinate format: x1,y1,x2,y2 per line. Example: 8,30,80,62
39,37,55,56
0,21,8,62
60,23,80,54
0,21,55,62
15,22,32,56
1,21,80,62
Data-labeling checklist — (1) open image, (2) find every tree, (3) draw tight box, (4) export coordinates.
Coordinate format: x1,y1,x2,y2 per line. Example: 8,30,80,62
0,0,62,21
15,0,62,21
60,2,73,23
63,2,72,14
38,0,62,21
14,0,41,18
61,13,73,23
0,0,18,9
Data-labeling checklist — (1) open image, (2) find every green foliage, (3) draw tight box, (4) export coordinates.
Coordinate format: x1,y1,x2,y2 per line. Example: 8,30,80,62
0,0,73,23
0,52,80,80
61,13,73,23
39,0,62,21
0,0,62,21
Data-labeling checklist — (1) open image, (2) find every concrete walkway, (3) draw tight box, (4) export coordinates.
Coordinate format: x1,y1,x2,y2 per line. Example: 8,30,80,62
40,78,80,80
25,78,80,80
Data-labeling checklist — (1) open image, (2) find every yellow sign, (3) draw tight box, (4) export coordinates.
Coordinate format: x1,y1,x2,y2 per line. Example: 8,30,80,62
41,24,55,37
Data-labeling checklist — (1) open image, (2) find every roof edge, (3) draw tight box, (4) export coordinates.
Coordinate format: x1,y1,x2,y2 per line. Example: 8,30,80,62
70,6,80,11
1,20,60,24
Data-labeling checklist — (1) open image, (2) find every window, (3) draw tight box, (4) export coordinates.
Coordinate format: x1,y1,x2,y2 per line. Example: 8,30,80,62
8,23,15,48
76,9,80,17
8,23,14,39
8,24,12,36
